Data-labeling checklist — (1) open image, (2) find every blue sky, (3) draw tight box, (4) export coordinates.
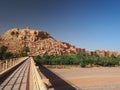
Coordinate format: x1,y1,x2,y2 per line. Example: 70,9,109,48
0,0,120,51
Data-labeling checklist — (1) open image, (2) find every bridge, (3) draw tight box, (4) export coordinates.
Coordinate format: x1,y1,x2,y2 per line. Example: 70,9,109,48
0,57,78,90
0,57,48,90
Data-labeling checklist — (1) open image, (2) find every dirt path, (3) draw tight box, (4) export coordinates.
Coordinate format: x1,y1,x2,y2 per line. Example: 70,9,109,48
49,67,120,90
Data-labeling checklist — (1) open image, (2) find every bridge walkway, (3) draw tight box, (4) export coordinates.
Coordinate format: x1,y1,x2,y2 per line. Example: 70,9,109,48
0,58,30,90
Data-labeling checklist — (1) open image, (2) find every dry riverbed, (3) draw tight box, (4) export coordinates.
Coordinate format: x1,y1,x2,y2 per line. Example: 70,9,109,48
48,67,120,90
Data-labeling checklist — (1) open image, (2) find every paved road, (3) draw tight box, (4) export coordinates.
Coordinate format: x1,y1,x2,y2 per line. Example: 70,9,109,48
0,58,30,90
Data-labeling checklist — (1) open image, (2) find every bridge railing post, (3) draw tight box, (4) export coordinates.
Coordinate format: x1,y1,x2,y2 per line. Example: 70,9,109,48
5,60,8,69
12,59,14,66
8,59,11,68
9,59,12,67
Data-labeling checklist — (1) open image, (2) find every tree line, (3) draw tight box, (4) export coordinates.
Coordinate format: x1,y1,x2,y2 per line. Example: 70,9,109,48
34,52,120,67
0,45,30,60
1,45,120,67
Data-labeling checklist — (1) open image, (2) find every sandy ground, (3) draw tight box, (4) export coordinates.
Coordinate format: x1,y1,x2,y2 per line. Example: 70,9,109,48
49,67,120,90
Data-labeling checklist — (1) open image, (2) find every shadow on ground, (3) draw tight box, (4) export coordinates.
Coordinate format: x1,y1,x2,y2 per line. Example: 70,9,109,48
38,65,81,90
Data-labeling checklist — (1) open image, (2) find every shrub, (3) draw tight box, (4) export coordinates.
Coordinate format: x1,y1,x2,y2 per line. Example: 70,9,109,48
34,52,120,67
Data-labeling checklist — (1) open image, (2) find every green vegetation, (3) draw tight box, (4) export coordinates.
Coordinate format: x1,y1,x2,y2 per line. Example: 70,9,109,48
34,52,120,67
20,46,30,57
0,45,30,60
1,44,120,67
0,46,14,60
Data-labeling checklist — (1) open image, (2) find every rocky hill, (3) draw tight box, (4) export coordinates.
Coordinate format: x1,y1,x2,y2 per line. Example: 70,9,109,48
0,27,84,56
0,27,119,57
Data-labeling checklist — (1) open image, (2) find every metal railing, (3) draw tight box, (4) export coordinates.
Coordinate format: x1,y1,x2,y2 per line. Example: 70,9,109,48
30,57,47,90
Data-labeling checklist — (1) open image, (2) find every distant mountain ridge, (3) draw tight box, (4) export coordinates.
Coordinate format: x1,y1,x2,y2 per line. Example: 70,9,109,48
0,27,119,57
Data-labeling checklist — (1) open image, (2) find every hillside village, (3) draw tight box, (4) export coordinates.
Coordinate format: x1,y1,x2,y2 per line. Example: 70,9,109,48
0,27,119,57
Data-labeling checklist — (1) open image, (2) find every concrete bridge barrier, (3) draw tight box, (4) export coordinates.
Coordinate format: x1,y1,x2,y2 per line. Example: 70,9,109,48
29,57,47,90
